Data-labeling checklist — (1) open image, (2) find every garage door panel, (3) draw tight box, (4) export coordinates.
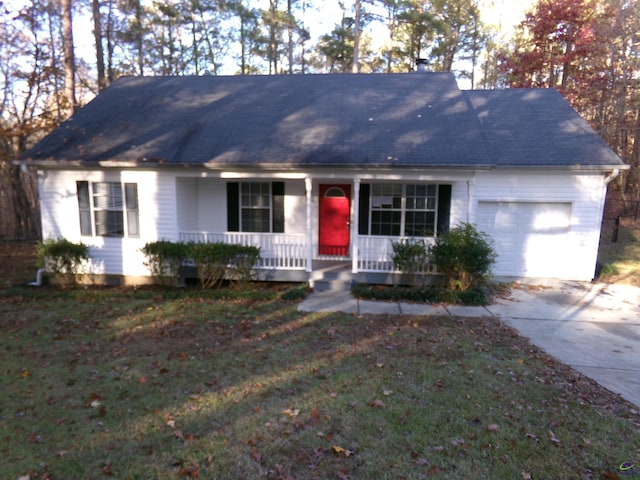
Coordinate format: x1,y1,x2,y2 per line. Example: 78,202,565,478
477,202,571,278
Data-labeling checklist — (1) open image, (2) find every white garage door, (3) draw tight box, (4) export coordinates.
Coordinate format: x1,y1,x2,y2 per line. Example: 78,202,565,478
477,202,572,278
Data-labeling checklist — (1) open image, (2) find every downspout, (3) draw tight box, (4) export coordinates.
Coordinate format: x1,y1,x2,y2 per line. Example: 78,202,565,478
605,168,620,185
29,269,44,287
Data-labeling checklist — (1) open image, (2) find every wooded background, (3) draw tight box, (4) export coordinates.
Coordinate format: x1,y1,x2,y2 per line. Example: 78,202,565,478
1,0,638,240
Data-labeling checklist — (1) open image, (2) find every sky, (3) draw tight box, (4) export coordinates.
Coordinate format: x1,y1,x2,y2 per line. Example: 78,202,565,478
66,0,536,73
7,0,536,78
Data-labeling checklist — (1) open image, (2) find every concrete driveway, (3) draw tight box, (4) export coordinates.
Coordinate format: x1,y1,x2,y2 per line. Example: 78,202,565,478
299,281,640,407
488,281,640,408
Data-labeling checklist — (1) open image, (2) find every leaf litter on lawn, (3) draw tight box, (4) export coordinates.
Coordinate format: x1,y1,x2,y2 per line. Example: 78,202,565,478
0,285,638,479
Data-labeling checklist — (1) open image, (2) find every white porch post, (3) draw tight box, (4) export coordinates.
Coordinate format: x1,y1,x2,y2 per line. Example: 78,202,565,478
305,177,313,272
352,178,360,274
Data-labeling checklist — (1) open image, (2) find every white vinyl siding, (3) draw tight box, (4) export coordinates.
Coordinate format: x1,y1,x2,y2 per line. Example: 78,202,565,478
39,170,167,277
37,168,608,282
473,171,607,281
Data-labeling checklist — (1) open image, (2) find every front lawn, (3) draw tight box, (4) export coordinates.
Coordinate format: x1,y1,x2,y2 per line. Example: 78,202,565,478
1,285,638,479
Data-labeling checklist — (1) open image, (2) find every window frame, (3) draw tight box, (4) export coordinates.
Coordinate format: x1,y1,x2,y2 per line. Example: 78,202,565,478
368,183,440,237
240,182,273,233
76,181,140,238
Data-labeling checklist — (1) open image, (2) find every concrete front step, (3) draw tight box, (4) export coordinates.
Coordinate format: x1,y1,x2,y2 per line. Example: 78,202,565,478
312,279,353,292
310,261,353,292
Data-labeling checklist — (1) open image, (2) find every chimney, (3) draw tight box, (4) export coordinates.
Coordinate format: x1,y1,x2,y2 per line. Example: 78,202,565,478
415,58,428,73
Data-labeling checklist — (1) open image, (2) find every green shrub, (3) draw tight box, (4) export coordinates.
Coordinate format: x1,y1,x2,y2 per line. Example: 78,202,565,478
141,240,190,285
37,238,90,286
190,242,260,289
279,284,309,301
456,287,489,306
429,223,496,291
352,283,491,306
391,238,430,286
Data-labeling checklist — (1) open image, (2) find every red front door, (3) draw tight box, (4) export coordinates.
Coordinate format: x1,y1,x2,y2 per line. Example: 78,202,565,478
318,184,351,256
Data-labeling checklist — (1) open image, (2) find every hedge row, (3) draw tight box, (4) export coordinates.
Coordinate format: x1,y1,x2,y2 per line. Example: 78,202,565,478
141,240,261,288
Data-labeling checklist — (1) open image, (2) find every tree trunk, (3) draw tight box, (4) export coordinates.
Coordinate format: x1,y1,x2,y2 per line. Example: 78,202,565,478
92,0,107,90
352,0,361,73
133,0,144,75
62,0,76,113
287,0,293,74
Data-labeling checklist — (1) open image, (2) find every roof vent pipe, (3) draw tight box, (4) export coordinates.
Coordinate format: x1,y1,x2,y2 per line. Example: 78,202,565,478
415,58,428,73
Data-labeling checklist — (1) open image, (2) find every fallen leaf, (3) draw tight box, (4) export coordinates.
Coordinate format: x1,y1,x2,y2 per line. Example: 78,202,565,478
179,465,200,478
332,445,355,457
251,448,263,464
282,408,300,417
600,471,620,480
426,465,443,476
486,424,500,432
383,390,393,396
521,472,532,480
332,445,345,455
369,399,387,408
548,430,560,445
415,457,431,466
450,438,465,447
310,408,320,424
525,432,539,442
101,461,113,475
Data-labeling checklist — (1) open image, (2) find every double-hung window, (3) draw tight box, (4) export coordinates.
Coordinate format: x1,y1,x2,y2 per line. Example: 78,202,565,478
361,183,450,237
226,182,285,233
76,181,139,237
241,182,271,232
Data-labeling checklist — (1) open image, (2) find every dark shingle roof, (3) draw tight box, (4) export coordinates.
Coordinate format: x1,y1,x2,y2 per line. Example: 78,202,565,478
463,89,623,168
21,73,624,170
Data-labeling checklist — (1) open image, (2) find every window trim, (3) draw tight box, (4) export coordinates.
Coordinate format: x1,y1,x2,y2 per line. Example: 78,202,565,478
227,181,285,234
366,183,443,238
76,181,139,238
240,182,272,233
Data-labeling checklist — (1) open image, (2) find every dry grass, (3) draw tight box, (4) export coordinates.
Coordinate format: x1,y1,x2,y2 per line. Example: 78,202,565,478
1,285,639,480
598,225,640,286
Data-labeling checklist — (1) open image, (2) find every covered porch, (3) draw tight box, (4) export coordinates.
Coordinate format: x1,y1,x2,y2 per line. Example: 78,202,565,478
175,173,454,284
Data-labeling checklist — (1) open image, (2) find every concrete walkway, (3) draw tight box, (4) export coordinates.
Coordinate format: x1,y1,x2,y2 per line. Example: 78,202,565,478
298,281,640,407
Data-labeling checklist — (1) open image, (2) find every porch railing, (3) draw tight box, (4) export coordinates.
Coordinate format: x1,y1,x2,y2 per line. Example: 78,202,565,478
179,232,307,270
178,232,437,274
357,235,437,273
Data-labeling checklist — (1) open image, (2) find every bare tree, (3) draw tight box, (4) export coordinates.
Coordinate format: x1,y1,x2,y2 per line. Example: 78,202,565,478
92,0,107,90
62,0,76,112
